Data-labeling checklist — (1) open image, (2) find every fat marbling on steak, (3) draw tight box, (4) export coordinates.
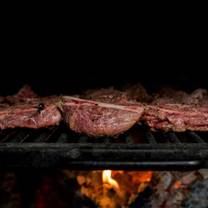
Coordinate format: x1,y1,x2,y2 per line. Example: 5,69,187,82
0,85,62,129
143,88,208,131
61,96,144,137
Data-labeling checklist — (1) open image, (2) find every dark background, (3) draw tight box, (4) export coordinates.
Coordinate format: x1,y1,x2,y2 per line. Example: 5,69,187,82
0,17,207,95
1,66,207,96
0,57,208,95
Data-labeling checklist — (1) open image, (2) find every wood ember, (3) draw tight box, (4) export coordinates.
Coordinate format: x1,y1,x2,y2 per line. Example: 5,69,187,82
148,171,202,208
1,170,208,208
68,170,153,208
183,178,208,208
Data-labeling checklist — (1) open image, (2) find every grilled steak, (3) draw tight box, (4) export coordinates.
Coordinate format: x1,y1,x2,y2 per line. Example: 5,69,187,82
62,96,144,137
143,88,208,131
83,84,151,104
15,84,38,98
0,85,38,106
123,84,152,103
0,97,62,129
152,88,208,105
143,104,208,131
1,84,208,134
0,86,61,129
82,87,132,105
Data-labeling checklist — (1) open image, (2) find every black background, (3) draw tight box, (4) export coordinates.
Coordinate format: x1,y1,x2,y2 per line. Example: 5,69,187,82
1,53,207,96
0,17,207,95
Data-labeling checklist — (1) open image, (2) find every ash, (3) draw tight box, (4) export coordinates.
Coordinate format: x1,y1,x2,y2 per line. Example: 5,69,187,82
182,178,208,208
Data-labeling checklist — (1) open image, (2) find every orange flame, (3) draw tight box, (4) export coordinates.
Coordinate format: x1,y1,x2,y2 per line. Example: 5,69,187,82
174,180,182,189
102,170,119,189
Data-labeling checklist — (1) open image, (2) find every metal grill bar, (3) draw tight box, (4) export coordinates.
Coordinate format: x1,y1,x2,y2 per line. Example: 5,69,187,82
0,130,18,143
8,130,31,143
144,129,157,144
167,132,181,143
0,125,208,169
187,131,206,143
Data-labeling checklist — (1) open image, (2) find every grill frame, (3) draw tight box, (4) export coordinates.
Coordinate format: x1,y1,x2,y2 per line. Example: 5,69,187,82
0,125,208,170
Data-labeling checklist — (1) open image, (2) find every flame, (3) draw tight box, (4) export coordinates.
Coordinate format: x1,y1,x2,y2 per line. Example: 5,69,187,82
138,171,153,183
102,170,119,189
174,180,182,189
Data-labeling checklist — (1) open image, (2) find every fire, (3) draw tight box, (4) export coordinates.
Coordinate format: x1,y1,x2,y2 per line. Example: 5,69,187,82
74,170,153,208
102,170,119,190
174,180,182,189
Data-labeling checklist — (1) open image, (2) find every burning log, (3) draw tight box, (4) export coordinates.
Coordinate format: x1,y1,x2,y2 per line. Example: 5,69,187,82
73,170,153,208
148,171,203,208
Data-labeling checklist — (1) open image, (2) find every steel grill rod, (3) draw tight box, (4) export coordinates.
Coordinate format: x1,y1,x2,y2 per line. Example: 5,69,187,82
35,126,59,143
56,133,69,143
8,130,30,143
0,124,208,169
0,129,18,143
187,131,206,143
167,132,181,143
144,129,157,144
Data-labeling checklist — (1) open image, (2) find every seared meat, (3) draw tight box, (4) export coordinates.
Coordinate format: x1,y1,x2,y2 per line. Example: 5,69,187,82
0,85,38,106
83,85,208,132
15,84,38,98
82,87,133,105
143,104,208,132
123,84,152,103
152,88,208,105
0,86,61,129
83,84,151,104
0,97,62,129
143,88,208,131
1,84,208,134
62,96,144,137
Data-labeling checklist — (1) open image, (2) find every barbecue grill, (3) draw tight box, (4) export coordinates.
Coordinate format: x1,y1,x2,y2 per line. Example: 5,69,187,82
1,69,208,171
1,123,208,170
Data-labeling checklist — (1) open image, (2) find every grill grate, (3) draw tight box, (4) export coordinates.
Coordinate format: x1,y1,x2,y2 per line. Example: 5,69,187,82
0,124,208,170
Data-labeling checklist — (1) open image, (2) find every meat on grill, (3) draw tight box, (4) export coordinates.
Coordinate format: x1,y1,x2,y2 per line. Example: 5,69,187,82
152,88,208,105
0,97,62,129
0,86,61,129
143,104,208,132
143,88,208,131
0,85,38,106
82,87,133,105
122,84,152,103
1,84,208,134
15,84,38,98
83,84,151,104
62,96,144,137
83,86,208,132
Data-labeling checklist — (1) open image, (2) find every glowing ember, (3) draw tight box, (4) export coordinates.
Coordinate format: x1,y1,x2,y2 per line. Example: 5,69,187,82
174,180,182,189
73,170,154,208
102,170,119,190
